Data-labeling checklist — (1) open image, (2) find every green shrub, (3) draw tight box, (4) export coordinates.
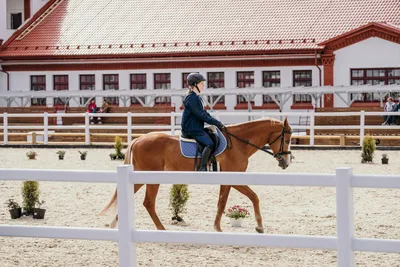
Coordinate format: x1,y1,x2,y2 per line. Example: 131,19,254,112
114,136,125,160
361,135,375,163
169,184,189,222
22,181,39,214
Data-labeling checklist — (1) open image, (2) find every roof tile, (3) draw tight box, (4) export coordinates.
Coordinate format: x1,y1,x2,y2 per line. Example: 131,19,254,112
1,0,399,58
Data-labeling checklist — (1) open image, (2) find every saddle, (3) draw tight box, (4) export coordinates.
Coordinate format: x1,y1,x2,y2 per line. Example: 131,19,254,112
179,126,227,171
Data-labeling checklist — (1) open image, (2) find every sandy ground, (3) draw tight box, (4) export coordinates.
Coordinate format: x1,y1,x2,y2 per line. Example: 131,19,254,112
0,148,399,267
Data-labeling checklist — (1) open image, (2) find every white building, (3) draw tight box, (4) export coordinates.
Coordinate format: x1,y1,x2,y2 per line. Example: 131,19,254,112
0,0,399,120
0,0,48,42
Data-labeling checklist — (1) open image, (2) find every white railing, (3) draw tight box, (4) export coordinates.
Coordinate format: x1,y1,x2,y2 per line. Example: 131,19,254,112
0,111,399,145
0,166,399,266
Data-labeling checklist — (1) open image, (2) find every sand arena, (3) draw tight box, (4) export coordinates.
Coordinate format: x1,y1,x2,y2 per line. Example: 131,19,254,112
0,148,399,267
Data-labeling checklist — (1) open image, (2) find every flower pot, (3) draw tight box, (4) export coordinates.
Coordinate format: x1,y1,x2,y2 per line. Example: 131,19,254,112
9,208,22,219
229,217,244,227
80,155,86,160
33,208,46,219
382,158,389,164
59,155,64,160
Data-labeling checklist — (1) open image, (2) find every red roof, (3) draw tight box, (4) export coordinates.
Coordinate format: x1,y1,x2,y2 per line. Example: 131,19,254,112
1,0,399,59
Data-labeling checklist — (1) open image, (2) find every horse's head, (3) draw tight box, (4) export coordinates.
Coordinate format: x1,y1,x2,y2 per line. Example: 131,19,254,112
268,117,292,170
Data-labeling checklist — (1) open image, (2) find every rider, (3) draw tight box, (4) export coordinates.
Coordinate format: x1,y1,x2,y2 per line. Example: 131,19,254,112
181,73,225,171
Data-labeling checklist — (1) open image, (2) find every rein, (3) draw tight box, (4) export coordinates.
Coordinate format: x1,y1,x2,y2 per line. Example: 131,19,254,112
220,127,292,159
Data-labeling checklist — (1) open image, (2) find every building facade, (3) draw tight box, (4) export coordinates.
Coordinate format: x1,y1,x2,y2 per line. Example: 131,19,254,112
0,0,399,115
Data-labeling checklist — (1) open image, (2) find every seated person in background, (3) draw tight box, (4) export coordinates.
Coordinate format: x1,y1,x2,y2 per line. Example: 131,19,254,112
100,100,110,113
87,99,101,124
382,97,395,125
394,96,400,125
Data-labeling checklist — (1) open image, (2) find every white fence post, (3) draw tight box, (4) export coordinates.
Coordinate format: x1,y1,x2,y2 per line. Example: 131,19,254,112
116,165,136,267
127,112,132,144
43,112,49,144
310,111,315,146
170,112,175,135
336,167,354,267
359,110,365,146
3,113,8,145
85,112,90,145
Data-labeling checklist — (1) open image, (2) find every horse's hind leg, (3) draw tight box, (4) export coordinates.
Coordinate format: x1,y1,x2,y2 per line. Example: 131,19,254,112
110,184,144,228
143,184,165,230
232,185,264,233
213,185,231,232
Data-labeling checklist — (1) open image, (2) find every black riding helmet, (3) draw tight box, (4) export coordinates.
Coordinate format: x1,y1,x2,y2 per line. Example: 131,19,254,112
187,73,206,93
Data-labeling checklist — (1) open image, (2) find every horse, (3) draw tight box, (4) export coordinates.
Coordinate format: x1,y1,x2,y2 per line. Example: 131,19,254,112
100,117,292,233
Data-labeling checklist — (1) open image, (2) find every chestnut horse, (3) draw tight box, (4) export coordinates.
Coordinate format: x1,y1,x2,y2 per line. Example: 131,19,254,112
100,117,292,233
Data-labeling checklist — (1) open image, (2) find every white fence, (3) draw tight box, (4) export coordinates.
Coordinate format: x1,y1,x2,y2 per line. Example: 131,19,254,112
0,110,398,146
0,166,399,266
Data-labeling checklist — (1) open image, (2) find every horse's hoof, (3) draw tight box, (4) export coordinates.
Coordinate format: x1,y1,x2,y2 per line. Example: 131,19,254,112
255,227,264,233
214,226,222,232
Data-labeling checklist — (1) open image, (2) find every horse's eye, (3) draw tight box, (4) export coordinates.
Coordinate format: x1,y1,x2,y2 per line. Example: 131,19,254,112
285,140,290,144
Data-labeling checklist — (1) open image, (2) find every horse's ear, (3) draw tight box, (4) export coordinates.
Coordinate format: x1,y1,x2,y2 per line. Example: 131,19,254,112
284,117,288,127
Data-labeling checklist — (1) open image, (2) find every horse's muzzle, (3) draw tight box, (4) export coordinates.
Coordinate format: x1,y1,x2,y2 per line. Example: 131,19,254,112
278,158,289,170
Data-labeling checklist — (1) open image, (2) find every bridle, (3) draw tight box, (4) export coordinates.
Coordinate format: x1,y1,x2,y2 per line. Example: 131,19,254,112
221,127,292,159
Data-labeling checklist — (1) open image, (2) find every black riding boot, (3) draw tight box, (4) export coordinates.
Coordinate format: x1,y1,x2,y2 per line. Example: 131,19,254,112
198,147,212,171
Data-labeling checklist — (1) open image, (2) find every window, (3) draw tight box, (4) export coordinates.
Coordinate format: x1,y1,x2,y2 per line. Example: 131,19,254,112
207,72,225,104
263,71,281,104
350,68,400,101
31,75,46,106
154,73,171,103
293,70,312,103
131,74,146,104
103,74,119,105
53,75,68,106
80,75,95,105
11,13,22,30
237,71,254,104
182,73,190,89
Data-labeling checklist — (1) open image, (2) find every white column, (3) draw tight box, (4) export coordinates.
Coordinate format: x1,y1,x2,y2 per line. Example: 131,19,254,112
95,73,103,105
119,72,130,107
69,72,80,107
46,74,53,107
254,70,262,106
224,69,236,111
280,68,293,111
146,72,154,107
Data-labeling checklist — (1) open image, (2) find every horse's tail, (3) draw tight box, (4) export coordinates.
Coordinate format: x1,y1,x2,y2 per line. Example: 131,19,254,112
98,138,138,216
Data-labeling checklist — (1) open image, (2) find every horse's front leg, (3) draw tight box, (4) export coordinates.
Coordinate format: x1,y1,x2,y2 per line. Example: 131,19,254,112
232,185,264,233
143,184,165,230
213,185,231,232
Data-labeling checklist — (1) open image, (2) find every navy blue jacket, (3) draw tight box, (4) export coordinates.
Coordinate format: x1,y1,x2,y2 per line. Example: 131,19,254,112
182,91,222,135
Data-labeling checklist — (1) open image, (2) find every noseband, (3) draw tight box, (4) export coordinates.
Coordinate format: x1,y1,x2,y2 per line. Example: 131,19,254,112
265,127,292,159
221,127,292,159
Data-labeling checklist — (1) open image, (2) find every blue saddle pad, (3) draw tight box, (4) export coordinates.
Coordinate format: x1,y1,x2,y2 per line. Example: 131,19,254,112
179,128,227,159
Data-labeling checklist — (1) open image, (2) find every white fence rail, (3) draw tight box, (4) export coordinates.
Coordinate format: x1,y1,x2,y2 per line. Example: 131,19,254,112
0,111,398,145
0,167,399,266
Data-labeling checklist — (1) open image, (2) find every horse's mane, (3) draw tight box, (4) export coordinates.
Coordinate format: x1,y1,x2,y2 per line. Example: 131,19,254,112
227,117,283,130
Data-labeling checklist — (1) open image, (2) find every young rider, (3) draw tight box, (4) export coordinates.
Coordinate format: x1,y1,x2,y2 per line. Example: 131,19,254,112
181,73,225,171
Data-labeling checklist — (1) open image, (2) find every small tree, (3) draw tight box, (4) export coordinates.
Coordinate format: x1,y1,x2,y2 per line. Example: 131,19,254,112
361,135,376,163
22,181,39,214
169,184,189,222
114,136,125,160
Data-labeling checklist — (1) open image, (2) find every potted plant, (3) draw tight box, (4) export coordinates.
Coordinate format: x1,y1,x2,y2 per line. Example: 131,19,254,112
381,153,389,164
22,181,39,215
33,199,46,219
225,205,250,227
26,150,38,160
169,184,189,222
56,150,66,160
5,199,22,219
78,150,87,160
